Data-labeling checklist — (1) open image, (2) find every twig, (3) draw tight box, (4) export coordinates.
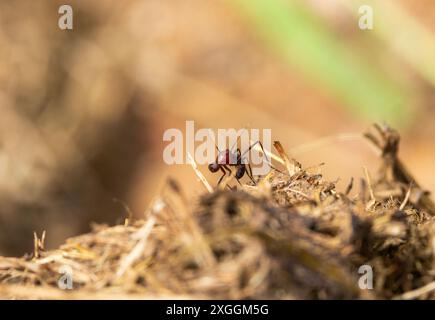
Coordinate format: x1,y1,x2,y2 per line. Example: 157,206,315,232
399,184,412,211
273,141,297,176
116,216,156,278
345,177,354,195
0,284,202,300
251,141,284,165
187,152,213,193
112,198,134,226
393,280,435,300
33,231,46,259
115,199,164,278
285,187,310,200
363,166,376,210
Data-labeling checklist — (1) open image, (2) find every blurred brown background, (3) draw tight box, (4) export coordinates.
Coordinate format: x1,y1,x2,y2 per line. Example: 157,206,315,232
0,0,434,256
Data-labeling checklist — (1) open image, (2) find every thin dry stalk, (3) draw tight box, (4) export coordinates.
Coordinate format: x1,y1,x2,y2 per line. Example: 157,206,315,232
251,140,284,166
116,216,156,278
393,281,435,300
399,184,412,211
187,152,213,193
33,231,46,259
273,141,298,176
363,166,376,210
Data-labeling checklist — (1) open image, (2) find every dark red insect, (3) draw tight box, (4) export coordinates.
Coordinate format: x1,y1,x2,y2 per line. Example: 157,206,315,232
208,141,268,186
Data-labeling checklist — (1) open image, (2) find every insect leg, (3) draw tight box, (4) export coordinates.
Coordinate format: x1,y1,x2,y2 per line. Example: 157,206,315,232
217,166,227,185
246,163,256,184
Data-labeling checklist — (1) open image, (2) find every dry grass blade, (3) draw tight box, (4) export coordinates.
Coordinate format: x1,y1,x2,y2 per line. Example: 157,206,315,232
116,217,156,278
251,140,284,165
399,184,412,211
273,141,298,176
363,166,376,210
33,231,46,259
393,281,435,300
187,152,213,193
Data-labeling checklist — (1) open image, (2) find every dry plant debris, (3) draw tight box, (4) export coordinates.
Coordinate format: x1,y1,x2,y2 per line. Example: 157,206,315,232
0,124,434,300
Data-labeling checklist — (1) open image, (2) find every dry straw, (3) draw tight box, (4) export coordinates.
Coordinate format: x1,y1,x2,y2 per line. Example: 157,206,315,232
0,125,434,299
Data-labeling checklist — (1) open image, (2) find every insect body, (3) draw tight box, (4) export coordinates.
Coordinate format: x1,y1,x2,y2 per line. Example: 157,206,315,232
208,141,268,186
